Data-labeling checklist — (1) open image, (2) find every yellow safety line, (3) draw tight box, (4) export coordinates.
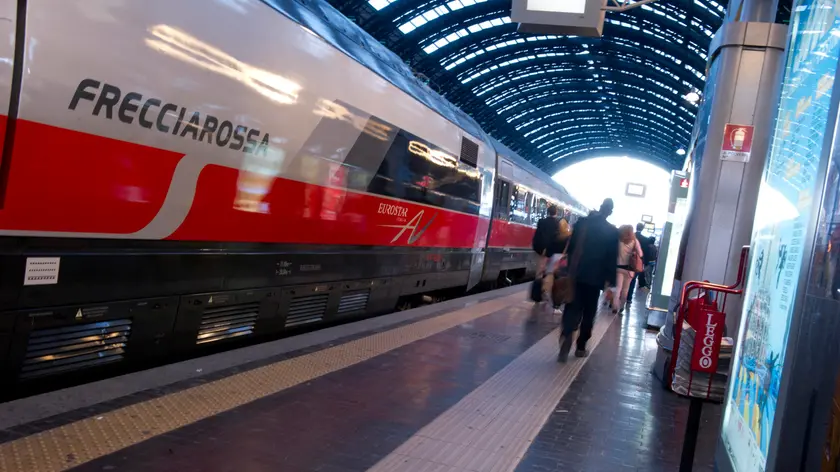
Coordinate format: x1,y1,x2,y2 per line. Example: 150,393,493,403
0,292,528,472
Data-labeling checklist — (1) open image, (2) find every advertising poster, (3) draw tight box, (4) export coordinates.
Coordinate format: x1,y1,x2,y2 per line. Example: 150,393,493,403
721,1,840,471
660,194,688,298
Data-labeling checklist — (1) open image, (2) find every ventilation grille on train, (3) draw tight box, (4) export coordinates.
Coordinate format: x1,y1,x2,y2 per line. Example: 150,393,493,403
337,290,370,315
286,294,329,327
460,137,479,168
196,302,259,345
21,319,132,380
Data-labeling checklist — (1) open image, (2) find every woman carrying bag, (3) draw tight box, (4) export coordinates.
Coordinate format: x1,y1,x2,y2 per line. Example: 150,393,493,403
609,224,644,314
530,217,571,306
543,219,572,306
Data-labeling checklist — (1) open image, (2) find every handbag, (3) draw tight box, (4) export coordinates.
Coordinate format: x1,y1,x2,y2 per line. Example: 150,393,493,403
553,225,586,305
631,240,644,273
552,269,574,305
530,276,543,302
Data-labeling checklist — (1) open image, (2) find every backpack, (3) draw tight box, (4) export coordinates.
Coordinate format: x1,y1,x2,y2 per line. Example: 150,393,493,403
532,218,553,254
558,218,571,241
644,238,657,262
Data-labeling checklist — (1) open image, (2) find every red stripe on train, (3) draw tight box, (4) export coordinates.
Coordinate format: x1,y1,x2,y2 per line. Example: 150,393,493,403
0,114,8,160
0,120,183,233
488,219,535,249
168,164,489,248
0,120,489,248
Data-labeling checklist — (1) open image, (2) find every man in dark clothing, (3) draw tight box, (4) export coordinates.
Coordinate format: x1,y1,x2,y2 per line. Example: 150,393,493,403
533,205,560,276
559,198,619,362
627,222,656,303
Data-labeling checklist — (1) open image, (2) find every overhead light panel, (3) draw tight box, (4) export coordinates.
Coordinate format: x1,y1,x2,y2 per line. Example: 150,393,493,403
684,90,701,104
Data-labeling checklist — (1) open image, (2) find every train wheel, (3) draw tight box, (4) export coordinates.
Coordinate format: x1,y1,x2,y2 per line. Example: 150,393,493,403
396,297,416,311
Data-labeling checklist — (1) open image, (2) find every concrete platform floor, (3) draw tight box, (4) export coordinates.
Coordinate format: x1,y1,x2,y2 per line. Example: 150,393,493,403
0,285,720,472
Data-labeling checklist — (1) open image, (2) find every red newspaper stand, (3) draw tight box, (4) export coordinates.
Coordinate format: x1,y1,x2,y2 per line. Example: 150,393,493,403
669,247,749,471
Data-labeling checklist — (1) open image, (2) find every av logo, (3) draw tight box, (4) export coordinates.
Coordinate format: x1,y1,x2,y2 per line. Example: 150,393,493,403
381,210,437,244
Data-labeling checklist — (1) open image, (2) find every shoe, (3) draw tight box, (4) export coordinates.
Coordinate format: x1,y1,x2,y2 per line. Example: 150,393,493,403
558,336,573,363
575,349,588,358
612,309,618,315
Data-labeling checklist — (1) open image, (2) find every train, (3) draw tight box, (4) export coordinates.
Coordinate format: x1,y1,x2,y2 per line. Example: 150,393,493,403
0,0,587,386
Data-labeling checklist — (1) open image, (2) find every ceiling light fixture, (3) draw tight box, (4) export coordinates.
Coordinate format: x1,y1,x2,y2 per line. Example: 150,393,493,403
684,90,701,104
677,148,686,155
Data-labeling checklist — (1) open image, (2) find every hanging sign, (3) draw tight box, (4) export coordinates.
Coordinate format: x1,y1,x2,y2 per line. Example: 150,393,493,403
691,306,725,373
720,123,755,162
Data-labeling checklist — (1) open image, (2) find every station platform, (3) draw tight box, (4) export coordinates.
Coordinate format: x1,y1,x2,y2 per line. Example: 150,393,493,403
0,284,720,472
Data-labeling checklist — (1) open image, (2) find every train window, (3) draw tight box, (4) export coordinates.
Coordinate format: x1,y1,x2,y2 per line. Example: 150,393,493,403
365,130,480,214
493,179,510,219
525,192,535,226
509,186,517,222
342,117,398,185
510,186,530,225
334,107,480,215
305,99,480,215
532,197,548,225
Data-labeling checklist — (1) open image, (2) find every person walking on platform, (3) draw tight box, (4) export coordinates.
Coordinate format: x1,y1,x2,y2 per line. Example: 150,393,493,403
532,205,570,301
558,199,618,362
611,225,644,315
543,217,571,306
532,205,560,277
626,222,655,304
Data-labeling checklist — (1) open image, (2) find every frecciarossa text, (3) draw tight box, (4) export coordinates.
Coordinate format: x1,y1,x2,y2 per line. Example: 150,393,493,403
69,78,270,155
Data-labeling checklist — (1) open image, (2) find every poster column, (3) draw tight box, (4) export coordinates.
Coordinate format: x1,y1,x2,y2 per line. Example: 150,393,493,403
719,2,840,471
647,171,689,328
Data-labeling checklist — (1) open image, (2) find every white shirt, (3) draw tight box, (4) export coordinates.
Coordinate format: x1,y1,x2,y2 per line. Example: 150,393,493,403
617,239,642,266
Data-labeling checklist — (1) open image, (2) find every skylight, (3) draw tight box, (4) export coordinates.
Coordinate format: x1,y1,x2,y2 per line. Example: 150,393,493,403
360,0,724,168
421,16,511,54
397,0,489,34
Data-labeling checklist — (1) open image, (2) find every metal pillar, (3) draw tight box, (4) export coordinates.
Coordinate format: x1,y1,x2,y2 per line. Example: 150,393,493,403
726,0,779,23
671,20,787,337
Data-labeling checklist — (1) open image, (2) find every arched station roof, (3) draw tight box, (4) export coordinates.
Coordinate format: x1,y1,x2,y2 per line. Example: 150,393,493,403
328,0,792,172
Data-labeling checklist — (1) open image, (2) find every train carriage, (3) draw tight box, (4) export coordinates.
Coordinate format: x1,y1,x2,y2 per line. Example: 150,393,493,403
484,138,586,286
0,0,585,386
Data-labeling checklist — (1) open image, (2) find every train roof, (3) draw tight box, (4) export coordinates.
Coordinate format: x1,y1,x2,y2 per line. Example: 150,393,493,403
489,137,588,214
263,0,488,142
263,0,590,215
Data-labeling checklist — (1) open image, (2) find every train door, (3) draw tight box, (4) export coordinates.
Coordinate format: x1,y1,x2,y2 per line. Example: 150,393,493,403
0,0,18,377
466,140,495,291
0,0,19,196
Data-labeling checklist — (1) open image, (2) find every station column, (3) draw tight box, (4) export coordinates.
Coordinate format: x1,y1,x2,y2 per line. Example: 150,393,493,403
667,0,787,337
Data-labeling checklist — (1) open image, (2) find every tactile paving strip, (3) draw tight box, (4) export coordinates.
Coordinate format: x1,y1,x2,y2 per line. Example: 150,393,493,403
0,292,527,472
367,304,616,472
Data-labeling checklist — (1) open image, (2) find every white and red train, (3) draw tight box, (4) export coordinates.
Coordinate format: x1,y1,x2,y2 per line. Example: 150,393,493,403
0,0,586,384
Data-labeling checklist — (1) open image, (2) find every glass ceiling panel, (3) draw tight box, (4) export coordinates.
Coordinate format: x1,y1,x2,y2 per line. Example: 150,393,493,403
339,0,730,170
